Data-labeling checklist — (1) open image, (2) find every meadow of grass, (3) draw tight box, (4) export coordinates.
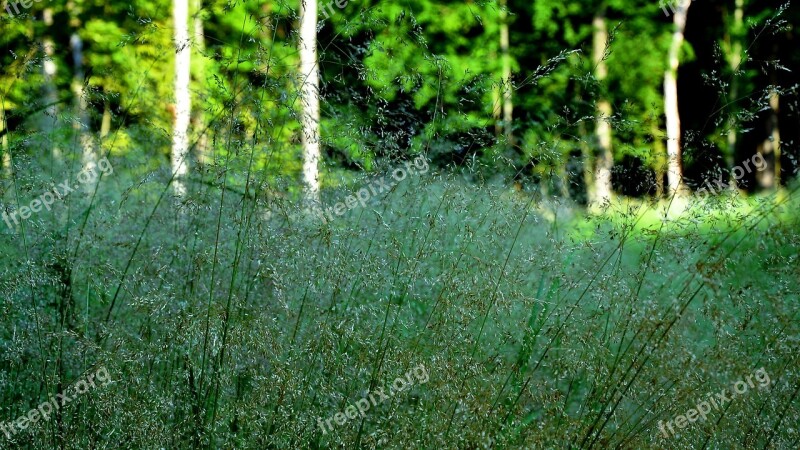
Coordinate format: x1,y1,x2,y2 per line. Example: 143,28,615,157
0,134,798,449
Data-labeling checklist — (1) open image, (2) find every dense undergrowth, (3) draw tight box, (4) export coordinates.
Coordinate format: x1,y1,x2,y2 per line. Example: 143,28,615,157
1,142,798,449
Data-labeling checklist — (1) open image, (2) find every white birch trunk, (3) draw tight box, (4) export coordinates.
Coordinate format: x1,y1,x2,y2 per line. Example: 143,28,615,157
42,9,58,124
100,101,112,137
70,33,98,190
70,33,89,132
492,67,501,138
299,0,321,205
757,90,780,190
42,9,60,161
592,14,613,205
191,0,210,165
172,0,191,197
42,39,58,120
1,104,9,179
726,0,744,187
499,0,513,147
664,0,692,196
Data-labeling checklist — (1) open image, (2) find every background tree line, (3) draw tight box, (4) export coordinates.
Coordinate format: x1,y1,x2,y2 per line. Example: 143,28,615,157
0,0,798,204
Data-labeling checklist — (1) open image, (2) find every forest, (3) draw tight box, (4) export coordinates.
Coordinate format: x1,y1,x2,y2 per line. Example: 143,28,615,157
1,0,799,448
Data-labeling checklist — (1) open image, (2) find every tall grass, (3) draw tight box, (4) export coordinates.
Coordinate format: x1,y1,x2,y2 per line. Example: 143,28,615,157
1,144,798,447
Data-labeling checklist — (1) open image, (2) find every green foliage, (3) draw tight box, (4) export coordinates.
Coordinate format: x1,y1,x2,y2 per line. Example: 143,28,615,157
1,0,799,448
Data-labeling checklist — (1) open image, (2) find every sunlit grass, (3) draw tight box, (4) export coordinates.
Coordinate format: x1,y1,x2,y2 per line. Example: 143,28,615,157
1,148,797,447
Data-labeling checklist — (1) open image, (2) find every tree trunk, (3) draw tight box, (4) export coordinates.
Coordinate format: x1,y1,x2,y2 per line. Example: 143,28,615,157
756,89,780,190
42,8,60,162
191,0,210,165
664,0,692,196
300,0,321,205
100,100,112,137
492,51,501,139
499,0,513,148
69,34,88,132
725,0,745,186
71,32,98,190
1,104,9,179
652,121,667,198
592,14,613,205
579,120,595,205
172,0,192,197
193,0,204,50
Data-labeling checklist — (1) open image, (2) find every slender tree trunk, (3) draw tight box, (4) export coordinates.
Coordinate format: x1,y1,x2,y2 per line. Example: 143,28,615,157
664,0,692,196
579,120,595,205
592,14,613,205
771,91,781,188
757,89,781,190
492,51,502,138
499,0,513,148
100,100,112,137
652,121,667,198
1,104,9,179
172,0,192,197
42,8,60,163
558,160,571,199
70,32,98,189
191,0,210,165
69,35,89,132
725,0,744,187
193,1,204,47
42,9,58,125
299,0,321,204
